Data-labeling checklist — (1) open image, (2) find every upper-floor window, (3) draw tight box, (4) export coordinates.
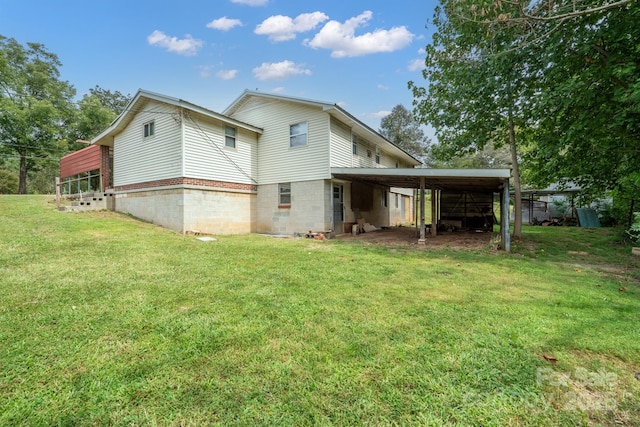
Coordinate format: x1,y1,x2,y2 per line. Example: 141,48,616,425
143,121,155,138
352,135,358,155
290,122,308,147
375,147,380,164
225,126,236,148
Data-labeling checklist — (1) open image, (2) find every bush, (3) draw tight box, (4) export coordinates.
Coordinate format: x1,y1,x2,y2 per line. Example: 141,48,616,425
625,212,640,243
0,169,18,194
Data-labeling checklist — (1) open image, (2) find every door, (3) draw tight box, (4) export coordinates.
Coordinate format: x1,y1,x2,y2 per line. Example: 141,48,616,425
333,184,344,233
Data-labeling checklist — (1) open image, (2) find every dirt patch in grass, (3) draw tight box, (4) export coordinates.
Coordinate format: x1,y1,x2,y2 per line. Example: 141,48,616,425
334,226,496,250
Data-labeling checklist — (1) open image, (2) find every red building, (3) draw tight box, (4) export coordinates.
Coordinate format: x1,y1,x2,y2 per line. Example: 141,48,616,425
59,144,112,195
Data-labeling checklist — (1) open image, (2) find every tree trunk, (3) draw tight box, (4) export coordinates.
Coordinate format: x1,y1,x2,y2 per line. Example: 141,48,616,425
508,117,522,238
18,151,28,194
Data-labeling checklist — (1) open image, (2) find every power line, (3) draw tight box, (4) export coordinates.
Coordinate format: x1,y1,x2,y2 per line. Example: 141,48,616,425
1,154,61,161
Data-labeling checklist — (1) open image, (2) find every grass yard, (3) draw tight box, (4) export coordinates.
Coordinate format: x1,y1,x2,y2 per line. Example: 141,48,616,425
1,196,639,426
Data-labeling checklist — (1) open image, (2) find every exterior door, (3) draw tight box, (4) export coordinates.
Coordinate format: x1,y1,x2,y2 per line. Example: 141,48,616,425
333,184,344,234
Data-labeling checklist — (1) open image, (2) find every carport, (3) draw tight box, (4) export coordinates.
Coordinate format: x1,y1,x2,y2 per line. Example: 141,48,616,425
331,168,511,251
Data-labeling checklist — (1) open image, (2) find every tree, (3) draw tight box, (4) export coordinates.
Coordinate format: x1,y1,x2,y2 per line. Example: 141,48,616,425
0,169,18,194
432,0,639,214
88,85,131,114
0,35,76,194
379,104,430,162
69,86,131,151
523,2,640,198
409,0,536,238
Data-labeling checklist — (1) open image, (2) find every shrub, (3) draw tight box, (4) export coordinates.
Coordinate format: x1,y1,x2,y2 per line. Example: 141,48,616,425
0,169,18,194
625,212,640,243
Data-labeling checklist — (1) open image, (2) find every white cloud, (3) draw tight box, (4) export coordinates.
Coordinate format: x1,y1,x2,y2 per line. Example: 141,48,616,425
408,58,424,72
305,11,414,58
207,17,243,31
253,60,311,81
255,12,328,42
147,30,203,56
271,86,285,93
418,47,426,54
377,84,389,90
217,69,238,80
231,0,268,6
369,110,392,119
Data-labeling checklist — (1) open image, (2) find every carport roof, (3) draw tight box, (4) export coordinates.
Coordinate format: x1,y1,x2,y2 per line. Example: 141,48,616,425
331,168,511,192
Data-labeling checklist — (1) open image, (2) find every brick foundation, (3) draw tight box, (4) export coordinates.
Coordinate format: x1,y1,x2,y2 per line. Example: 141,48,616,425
115,177,257,192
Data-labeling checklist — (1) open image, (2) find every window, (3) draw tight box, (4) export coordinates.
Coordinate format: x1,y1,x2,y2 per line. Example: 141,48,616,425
395,193,399,209
375,147,380,164
381,190,388,207
279,183,291,206
143,121,155,138
290,122,308,147
225,126,236,148
352,135,358,155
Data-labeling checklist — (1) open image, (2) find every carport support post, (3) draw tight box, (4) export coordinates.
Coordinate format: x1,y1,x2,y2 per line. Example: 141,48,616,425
431,187,437,237
501,180,511,252
419,177,426,244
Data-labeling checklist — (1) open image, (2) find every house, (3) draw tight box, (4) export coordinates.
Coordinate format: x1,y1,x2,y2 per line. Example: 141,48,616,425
60,89,512,250
77,89,420,235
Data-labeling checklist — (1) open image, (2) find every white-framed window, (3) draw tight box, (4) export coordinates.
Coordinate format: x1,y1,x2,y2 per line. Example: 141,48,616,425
375,147,380,164
395,193,399,208
279,183,291,206
225,126,236,148
143,120,155,138
290,122,308,147
352,135,358,155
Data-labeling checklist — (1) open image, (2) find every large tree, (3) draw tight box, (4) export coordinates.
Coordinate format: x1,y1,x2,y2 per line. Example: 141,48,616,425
0,35,76,194
379,104,430,163
523,2,640,198
72,86,131,146
409,0,536,237
420,0,640,225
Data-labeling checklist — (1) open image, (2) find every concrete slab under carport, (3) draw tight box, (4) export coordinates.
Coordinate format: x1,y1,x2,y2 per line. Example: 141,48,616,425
330,168,511,251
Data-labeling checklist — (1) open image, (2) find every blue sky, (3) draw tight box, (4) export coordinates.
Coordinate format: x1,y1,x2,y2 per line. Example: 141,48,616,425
0,0,437,129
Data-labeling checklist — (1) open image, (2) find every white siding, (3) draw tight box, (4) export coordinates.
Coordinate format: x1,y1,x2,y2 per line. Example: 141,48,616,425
114,101,182,186
329,118,352,167
350,135,379,168
228,98,330,185
183,113,258,184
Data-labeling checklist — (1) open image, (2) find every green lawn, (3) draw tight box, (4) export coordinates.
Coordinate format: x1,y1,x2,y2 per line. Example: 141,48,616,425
1,195,639,426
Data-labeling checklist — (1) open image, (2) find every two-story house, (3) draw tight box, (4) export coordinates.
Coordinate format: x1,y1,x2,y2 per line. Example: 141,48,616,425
74,89,420,235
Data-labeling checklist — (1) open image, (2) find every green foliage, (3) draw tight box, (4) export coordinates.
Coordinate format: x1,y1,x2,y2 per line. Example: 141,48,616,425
409,0,533,236
70,86,132,146
626,212,640,243
27,161,59,194
378,104,430,162
0,169,18,193
0,35,76,194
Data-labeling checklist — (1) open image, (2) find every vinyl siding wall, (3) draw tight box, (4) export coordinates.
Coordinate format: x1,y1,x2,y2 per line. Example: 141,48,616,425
113,101,182,187
228,98,330,185
183,112,258,184
329,118,352,167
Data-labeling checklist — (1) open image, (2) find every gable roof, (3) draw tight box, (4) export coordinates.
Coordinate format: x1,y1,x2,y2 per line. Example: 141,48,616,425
224,90,422,166
92,89,263,147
